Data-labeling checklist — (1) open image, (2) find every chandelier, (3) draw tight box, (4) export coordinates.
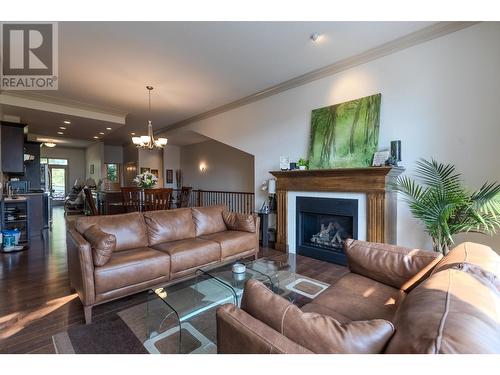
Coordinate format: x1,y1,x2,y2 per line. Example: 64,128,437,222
132,86,168,149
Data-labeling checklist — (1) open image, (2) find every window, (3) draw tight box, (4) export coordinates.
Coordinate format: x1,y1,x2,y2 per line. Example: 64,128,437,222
105,163,120,182
40,158,68,165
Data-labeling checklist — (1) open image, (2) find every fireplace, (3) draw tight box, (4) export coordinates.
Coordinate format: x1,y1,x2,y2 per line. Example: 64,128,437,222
296,196,358,265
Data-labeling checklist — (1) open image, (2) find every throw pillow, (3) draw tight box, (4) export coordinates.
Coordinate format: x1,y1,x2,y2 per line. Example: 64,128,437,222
83,224,116,267
222,211,256,233
241,279,395,354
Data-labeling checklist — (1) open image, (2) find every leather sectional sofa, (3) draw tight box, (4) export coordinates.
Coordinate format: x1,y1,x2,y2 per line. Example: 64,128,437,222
217,240,500,354
66,205,259,324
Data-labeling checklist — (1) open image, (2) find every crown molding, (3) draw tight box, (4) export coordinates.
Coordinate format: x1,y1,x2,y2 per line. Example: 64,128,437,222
0,91,127,124
157,21,479,134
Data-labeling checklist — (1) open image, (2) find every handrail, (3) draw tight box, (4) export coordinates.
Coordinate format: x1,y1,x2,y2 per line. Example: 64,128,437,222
172,188,255,214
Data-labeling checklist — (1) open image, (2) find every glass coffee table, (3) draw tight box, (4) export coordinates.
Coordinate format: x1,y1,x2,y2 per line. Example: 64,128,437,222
145,255,329,354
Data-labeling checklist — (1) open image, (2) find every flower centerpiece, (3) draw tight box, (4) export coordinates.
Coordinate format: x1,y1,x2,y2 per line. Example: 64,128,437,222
133,171,158,189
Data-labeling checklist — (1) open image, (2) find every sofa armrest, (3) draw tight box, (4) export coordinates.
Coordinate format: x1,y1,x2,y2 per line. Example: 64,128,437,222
216,304,312,354
66,229,96,305
344,239,443,291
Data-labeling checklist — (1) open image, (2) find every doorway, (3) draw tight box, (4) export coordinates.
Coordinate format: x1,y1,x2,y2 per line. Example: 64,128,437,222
50,166,68,202
41,158,69,205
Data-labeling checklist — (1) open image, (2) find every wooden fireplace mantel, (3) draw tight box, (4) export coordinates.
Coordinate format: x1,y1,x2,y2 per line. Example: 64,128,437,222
269,167,405,252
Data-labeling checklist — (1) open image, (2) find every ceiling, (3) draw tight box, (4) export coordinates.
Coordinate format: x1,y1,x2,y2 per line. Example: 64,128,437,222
0,21,436,146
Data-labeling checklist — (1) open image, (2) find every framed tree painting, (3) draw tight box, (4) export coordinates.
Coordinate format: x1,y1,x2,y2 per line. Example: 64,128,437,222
308,93,381,169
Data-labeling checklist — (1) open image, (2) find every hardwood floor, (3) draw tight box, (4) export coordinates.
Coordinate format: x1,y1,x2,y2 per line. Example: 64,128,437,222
0,207,348,354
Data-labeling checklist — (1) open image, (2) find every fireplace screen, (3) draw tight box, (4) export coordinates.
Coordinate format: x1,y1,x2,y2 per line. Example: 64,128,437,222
303,213,353,251
296,197,358,265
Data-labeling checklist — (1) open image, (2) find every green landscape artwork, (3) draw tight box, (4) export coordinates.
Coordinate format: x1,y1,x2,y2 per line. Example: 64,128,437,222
308,93,381,169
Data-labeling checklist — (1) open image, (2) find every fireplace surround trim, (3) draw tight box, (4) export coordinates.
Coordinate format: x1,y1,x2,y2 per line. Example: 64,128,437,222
269,167,404,252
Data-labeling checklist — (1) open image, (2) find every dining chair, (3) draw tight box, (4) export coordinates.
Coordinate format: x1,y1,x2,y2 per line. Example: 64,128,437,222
121,187,142,212
83,188,99,216
143,188,173,211
177,186,192,208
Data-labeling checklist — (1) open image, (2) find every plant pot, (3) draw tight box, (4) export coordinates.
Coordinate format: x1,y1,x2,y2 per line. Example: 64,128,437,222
299,166,306,170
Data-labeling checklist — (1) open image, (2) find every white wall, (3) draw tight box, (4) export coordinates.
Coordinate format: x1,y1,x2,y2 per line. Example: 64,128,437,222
163,145,180,188
180,140,254,192
41,146,86,194
174,23,500,251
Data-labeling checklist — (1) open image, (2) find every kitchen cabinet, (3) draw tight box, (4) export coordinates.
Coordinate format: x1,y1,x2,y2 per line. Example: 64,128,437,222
1,121,26,174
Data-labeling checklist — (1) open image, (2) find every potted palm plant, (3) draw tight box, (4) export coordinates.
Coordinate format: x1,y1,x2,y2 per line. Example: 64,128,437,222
392,158,500,254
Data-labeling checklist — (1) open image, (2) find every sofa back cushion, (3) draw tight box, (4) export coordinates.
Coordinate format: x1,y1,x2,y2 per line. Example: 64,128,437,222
431,242,500,277
344,239,443,291
143,208,195,245
76,212,148,252
385,264,500,353
222,211,256,233
241,279,395,354
191,205,227,236
83,225,116,266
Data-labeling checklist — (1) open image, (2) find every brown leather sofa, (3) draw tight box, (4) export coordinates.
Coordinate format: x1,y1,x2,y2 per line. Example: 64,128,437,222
66,205,259,324
216,240,500,354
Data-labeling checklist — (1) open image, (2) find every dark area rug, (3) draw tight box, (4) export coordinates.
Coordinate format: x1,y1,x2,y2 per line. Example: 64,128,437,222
52,300,217,354
53,314,148,354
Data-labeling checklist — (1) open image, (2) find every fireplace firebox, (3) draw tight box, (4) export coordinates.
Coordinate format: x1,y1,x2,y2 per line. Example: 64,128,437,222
296,197,358,265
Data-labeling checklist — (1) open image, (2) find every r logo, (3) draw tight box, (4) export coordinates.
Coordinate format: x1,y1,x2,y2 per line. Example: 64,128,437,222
2,23,53,75
1,22,58,89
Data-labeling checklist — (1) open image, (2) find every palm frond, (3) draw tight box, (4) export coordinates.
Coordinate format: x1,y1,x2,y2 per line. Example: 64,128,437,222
393,158,500,253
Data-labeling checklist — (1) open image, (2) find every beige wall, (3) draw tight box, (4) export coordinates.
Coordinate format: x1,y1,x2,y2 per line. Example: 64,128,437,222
163,145,180,188
41,146,86,194
180,140,254,192
170,23,500,251
139,148,163,186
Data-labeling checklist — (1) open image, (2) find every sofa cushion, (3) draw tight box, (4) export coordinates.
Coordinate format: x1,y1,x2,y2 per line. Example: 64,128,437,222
191,205,227,236
143,208,196,245
385,266,500,354
76,212,149,252
344,239,442,291
222,211,256,233
241,279,395,354
311,273,401,322
83,224,116,266
94,247,170,294
152,238,221,276
431,242,500,277
200,230,256,260
300,303,351,324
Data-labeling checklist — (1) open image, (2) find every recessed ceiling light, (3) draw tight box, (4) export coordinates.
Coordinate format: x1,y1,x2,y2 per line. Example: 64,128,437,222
59,126,66,130
57,131,64,135
106,127,112,130
131,132,136,135
99,132,105,135
63,120,71,124
310,32,322,42
93,136,99,139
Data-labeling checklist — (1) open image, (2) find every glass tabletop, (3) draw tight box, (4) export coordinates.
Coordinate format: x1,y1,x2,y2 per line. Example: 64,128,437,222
145,272,235,354
246,255,330,305
197,262,274,305
145,254,330,353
